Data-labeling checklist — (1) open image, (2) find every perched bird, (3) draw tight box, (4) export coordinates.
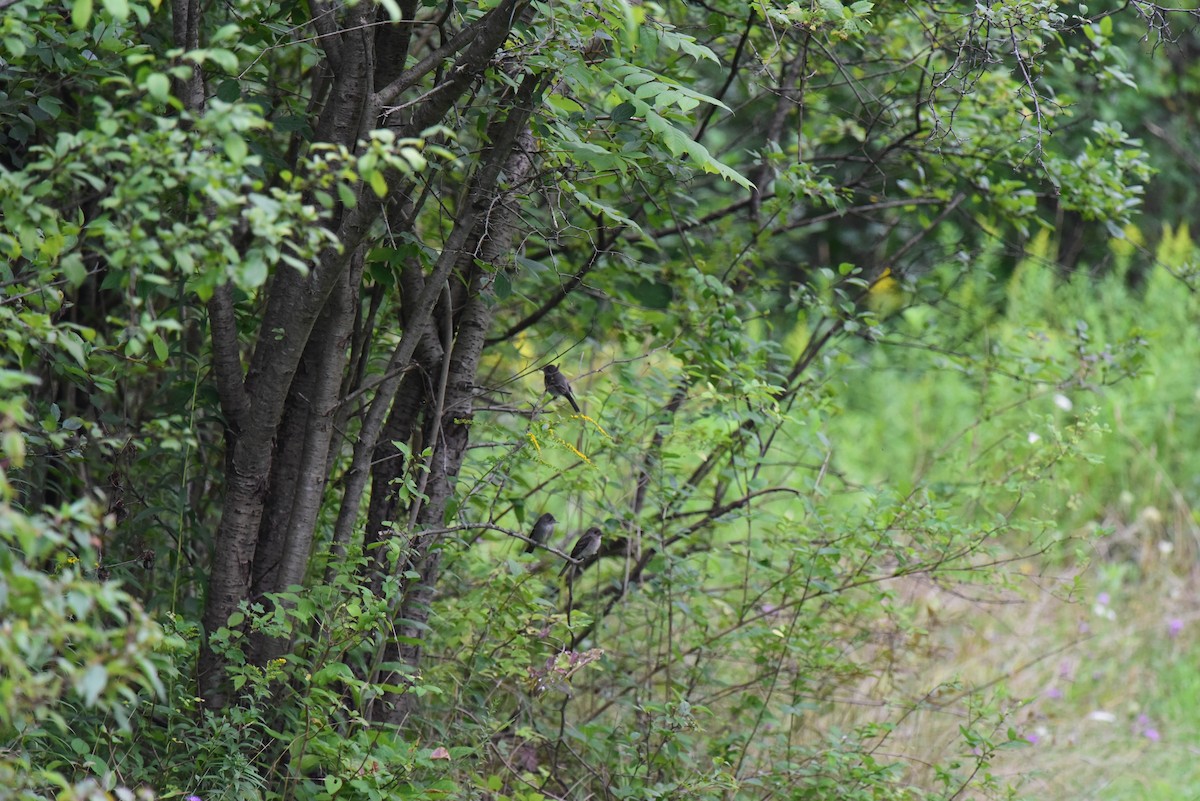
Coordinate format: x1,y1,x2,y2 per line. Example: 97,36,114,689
542,364,581,413
524,512,557,554
559,526,602,579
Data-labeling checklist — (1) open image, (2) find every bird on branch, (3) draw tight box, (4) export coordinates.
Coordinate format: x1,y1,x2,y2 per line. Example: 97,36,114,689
524,512,557,554
559,526,602,580
542,364,581,413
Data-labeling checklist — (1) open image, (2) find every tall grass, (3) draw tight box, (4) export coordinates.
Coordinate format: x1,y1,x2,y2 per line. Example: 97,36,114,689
822,226,1200,799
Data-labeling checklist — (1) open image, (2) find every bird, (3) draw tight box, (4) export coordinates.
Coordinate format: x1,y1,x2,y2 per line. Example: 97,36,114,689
542,364,580,413
559,526,602,579
524,512,557,554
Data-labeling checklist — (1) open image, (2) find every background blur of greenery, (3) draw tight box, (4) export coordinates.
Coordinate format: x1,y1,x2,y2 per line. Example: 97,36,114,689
5,0,1200,799
826,229,1200,800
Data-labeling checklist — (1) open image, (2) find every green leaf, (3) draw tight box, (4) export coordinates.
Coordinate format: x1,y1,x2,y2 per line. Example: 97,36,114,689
635,81,665,101
2,430,26,467
240,256,268,288
613,0,637,50
0,370,39,392
210,23,242,42
275,114,308,132
150,333,169,362
377,0,401,20
4,36,27,59
62,254,87,288
71,0,93,28
514,256,549,274
647,26,718,62
216,79,241,102
224,133,248,164
493,270,511,300
398,146,426,171
59,332,88,367
644,108,753,190
201,47,239,72
36,96,64,118
632,278,673,309
369,170,388,198
573,190,643,233
366,260,395,285
78,664,108,706
547,94,585,115
145,73,170,103
101,0,129,20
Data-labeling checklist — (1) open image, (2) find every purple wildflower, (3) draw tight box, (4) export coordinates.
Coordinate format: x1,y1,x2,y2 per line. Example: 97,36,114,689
1135,714,1161,742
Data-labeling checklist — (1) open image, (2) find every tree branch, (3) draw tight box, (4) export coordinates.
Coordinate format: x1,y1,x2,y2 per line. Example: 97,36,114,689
694,9,756,141
332,72,549,550
207,282,249,432
486,227,617,345
373,0,524,108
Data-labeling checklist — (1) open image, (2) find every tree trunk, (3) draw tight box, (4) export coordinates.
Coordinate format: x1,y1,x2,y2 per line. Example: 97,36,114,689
247,254,362,664
380,123,539,725
197,0,535,708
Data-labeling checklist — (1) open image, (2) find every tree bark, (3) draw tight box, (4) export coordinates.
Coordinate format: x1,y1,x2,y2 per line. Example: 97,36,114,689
380,121,539,725
198,0,536,708
170,0,204,110
330,72,547,554
246,254,362,665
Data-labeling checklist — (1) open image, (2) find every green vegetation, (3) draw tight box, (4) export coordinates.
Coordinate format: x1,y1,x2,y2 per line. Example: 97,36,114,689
4,0,1200,798
823,231,1200,799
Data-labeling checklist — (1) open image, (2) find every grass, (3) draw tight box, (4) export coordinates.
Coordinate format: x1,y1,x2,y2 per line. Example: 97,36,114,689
818,234,1200,799
978,552,1200,800
824,530,1200,799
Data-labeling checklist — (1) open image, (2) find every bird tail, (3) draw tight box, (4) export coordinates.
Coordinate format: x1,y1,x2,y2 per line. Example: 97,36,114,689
567,394,581,413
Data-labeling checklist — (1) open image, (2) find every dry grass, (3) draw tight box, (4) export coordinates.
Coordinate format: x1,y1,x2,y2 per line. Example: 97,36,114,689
866,520,1200,800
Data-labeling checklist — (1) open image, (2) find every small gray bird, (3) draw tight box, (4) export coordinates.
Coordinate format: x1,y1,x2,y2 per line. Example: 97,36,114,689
524,512,557,554
559,526,602,579
542,364,581,413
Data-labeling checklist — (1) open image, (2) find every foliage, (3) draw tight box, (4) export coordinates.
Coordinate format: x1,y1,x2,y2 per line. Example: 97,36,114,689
0,500,165,800
3,0,1200,798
